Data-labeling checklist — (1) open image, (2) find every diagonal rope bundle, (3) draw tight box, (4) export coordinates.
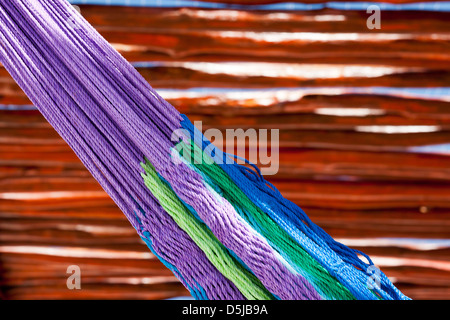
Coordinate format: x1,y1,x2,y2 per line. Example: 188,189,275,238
0,0,409,300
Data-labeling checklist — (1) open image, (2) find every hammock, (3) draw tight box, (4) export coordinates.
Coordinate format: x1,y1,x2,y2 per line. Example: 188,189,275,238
0,0,409,300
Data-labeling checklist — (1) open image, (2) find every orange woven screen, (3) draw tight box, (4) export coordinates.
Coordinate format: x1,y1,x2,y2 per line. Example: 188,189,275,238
0,4,449,299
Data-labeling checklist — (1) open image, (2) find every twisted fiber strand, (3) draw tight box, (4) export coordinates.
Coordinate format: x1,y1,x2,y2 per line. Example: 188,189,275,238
234,165,406,300
235,168,401,299
180,117,409,300
0,0,245,300
141,160,274,300
246,170,406,299
178,138,355,300
179,119,373,299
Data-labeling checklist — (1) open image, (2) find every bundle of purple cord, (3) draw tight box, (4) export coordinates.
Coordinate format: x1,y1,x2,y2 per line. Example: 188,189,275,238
0,0,409,300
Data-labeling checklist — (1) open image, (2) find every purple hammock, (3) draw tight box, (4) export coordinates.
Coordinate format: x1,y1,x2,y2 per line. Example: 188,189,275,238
0,0,409,300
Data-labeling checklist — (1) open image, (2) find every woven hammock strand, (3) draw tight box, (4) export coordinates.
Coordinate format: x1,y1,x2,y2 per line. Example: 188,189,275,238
0,0,409,300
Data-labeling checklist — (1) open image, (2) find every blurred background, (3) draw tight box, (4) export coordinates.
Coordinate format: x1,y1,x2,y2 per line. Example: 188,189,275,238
0,0,449,300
